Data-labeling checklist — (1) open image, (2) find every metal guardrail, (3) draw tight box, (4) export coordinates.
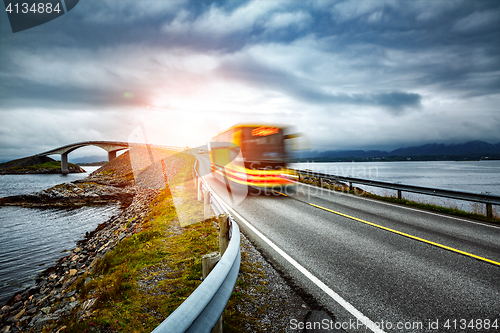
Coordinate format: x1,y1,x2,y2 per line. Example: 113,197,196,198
292,168,500,218
152,159,240,333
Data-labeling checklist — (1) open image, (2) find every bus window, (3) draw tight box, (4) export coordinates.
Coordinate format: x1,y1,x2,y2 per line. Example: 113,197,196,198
241,127,285,169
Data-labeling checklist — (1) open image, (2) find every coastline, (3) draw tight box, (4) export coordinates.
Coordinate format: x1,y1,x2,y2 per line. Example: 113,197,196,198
0,182,136,208
0,166,85,175
0,186,159,332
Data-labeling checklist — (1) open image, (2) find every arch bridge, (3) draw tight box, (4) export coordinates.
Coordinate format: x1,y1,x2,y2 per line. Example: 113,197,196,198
38,141,185,174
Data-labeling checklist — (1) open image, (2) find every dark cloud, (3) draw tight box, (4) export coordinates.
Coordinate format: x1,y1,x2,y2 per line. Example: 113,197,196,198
372,92,421,112
0,0,499,158
217,57,422,113
0,78,152,110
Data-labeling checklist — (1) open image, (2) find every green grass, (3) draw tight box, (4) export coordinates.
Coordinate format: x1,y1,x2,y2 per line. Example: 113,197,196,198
4,161,81,172
43,153,222,332
42,152,280,332
363,192,500,224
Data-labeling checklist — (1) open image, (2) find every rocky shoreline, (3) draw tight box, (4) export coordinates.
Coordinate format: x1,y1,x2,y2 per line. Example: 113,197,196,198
0,182,136,208
0,186,159,332
0,164,85,175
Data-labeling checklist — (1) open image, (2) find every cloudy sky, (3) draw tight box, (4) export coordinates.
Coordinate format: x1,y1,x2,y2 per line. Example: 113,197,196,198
1,0,499,161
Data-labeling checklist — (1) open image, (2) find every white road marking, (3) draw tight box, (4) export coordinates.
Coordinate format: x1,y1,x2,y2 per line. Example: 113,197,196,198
209,188,387,333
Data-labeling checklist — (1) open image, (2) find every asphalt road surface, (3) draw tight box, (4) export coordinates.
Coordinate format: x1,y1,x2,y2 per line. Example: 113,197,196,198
195,153,500,333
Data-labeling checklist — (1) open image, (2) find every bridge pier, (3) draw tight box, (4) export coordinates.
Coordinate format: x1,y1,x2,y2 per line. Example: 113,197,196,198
108,150,117,161
61,153,69,174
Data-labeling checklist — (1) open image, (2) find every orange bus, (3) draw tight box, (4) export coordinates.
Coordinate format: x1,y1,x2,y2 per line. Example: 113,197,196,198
209,124,297,193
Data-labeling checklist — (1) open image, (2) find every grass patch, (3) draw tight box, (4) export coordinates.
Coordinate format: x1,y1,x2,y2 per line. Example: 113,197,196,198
300,176,500,224
363,192,500,224
99,169,115,176
48,153,222,332
5,161,81,172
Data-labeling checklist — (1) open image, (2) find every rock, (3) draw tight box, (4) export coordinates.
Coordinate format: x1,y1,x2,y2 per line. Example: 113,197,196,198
33,315,58,327
10,302,22,312
80,298,96,312
29,313,40,326
27,286,40,297
5,314,14,324
88,258,98,269
0,182,135,207
40,297,50,308
59,300,79,316
13,309,25,320
26,307,37,315
55,326,67,333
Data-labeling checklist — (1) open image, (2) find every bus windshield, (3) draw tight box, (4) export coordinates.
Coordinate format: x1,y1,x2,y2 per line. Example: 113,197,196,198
242,126,285,169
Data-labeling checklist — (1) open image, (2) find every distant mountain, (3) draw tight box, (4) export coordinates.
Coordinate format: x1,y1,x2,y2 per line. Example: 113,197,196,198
293,141,500,160
390,141,499,156
69,155,108,164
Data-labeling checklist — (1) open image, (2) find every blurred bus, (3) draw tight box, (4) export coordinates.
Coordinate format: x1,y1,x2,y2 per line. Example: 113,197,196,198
209,124,298,194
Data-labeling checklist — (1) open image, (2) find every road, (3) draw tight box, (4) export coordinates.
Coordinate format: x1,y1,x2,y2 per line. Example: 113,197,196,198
195,153,500,333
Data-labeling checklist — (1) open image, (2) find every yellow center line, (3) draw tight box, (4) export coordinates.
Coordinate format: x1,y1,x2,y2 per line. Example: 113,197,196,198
274,191,500,267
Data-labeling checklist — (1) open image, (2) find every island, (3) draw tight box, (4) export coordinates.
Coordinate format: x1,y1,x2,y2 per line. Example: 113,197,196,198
0,155,85,174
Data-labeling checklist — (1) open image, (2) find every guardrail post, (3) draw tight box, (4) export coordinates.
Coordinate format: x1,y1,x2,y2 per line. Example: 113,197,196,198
298,173,302,182
349,182,353,192
486,203,493,218
218,214,230,256
397,190,402,199
197,178,202,201
204,190,211,218
202,251,221,281
202,252,223,333
319,177,323,188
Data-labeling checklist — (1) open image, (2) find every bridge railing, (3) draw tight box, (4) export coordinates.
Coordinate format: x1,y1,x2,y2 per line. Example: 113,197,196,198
292,168,500,218
152,158,240,333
